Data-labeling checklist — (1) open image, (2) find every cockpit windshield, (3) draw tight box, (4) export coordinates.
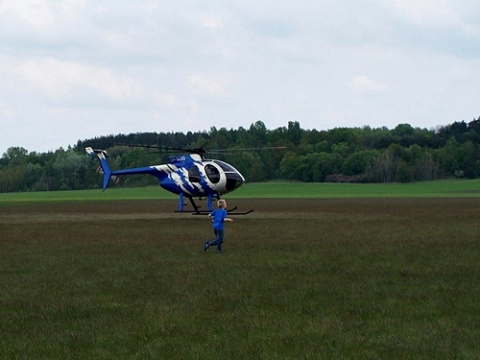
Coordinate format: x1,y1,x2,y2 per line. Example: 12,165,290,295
225,172,243,191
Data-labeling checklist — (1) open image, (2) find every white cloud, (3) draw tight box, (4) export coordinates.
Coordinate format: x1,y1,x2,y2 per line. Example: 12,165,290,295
0,99,16,117
394,0,458,26
0,0,88,33
15,58,142,99
393,0,480,38
187,74,228,98
349,75,387,94
198,13,224,28
0,0,55,29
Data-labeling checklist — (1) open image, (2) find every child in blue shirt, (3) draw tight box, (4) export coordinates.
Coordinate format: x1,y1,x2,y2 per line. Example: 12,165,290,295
204,199,233,253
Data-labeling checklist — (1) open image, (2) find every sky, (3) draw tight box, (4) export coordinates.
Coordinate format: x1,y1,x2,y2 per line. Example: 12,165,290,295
1,0,480,154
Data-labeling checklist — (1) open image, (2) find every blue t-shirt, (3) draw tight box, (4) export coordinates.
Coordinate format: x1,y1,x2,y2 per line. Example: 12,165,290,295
210,208,228,230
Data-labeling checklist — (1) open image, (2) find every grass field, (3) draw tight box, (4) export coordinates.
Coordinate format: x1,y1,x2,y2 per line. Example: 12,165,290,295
1,182,480,358
0,179,479,203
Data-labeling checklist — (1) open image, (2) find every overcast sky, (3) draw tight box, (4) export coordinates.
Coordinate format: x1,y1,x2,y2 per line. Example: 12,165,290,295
1,0,480,154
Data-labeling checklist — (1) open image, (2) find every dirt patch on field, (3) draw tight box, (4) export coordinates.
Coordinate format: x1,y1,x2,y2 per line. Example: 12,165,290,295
1,197,478,224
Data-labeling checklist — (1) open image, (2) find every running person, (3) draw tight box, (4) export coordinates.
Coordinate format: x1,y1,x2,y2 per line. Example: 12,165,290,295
204,199,233,253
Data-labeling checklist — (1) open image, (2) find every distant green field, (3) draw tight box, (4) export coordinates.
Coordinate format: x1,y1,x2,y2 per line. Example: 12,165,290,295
0,179,479,203
234,179,480,198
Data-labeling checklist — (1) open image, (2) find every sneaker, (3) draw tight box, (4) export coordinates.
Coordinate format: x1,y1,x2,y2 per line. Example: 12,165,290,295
204,242,209,251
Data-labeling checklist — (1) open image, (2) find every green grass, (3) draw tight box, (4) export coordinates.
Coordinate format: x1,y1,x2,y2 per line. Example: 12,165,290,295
232,179,480,198
0,186,176,202
0,179,479,203
1,198,480,358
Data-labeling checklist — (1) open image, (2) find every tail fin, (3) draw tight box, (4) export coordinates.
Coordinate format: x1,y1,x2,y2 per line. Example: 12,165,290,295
85,147,112,190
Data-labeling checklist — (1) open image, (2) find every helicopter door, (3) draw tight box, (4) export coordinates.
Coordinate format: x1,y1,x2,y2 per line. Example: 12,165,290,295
188,165,201,183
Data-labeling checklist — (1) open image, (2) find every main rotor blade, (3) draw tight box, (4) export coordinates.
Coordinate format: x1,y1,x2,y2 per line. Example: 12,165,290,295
116,143,285,156
207,146,286,154
117,143,194,153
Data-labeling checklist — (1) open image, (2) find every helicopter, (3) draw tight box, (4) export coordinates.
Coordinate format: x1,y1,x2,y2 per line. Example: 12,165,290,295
85,144,283,214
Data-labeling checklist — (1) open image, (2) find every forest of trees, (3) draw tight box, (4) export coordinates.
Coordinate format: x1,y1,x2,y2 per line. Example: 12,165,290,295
1,118,479,193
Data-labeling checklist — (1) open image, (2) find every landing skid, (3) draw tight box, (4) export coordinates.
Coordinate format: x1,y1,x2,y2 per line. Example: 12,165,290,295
175,194,253,215
190,207,254,216
175,206,254,216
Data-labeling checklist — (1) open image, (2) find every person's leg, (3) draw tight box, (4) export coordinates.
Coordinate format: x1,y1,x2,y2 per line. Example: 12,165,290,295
205,229,219,250
215,229,224,253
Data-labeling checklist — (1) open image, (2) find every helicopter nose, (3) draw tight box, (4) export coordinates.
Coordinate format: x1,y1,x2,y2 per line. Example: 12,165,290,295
225,172,244,192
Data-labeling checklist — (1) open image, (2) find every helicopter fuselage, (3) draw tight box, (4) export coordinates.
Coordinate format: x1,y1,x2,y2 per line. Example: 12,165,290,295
152,154,245,197
86,148,245,212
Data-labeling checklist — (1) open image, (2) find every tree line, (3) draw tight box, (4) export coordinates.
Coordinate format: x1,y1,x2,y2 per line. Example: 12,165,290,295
1,118,479,193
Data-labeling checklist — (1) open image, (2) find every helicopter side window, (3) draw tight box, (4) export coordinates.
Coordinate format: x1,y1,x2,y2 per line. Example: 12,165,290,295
205,164,220,183
188,165,201,183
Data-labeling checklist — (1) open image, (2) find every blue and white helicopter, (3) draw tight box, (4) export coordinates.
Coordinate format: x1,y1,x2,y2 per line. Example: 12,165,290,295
86,144,275,214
